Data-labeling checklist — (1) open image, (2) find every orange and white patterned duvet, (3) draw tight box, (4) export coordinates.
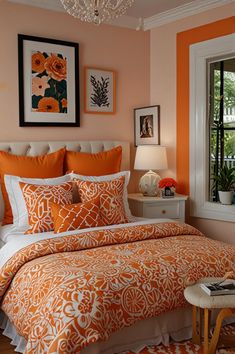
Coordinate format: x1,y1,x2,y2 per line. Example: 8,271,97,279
0,222,235,354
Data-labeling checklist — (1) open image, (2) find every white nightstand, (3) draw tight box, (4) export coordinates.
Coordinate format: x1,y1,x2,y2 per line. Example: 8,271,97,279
128,193,188,222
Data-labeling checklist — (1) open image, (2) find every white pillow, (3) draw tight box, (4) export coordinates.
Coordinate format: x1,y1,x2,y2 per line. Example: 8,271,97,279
71,171,134,222
4,174,71,230
0,223,18,243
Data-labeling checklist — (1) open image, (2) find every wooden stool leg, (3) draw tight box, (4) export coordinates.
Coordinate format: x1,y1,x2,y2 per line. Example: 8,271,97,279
204,308,210,354
208,308,234,354
192,306,201,344
200,308,204,343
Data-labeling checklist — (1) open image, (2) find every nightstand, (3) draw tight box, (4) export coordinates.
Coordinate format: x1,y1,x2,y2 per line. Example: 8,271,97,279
128,193,188,222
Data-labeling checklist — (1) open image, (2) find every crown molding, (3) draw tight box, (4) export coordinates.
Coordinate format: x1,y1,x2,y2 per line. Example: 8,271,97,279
7,0,234,31
143,0,234,31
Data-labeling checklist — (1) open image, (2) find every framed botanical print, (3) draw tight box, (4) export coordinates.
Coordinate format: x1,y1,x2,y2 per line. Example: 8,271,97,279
18,34,80,126
84,67,116,114
134,105,160,146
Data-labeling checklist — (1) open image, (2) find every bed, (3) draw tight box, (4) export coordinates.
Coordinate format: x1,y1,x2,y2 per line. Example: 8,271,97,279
0,140,234,354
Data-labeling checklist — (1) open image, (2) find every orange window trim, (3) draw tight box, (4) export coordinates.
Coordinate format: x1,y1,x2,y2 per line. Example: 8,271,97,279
176,16,235,195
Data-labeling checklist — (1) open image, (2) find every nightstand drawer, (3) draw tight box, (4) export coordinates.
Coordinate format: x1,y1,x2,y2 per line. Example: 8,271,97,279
128,193,187,222
143,202,179,219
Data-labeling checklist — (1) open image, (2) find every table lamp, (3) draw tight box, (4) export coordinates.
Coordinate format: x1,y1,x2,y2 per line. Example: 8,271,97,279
134,145,167,196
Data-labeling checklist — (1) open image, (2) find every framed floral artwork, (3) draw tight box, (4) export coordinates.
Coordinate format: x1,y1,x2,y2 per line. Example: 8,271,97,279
18,34,80,126
84,67,116,114
134,105,160,146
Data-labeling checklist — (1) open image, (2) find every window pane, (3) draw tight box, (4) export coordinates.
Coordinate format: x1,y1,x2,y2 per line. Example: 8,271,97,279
208,57,235,202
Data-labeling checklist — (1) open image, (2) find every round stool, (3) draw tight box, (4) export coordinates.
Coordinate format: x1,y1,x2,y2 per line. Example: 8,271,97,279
184,277,235,354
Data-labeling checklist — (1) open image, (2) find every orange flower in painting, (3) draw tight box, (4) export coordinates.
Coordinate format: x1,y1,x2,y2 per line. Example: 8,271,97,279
32,52,46,73
37,97,60,113
45,54,67,81
61,98,67,108
32,76,50,96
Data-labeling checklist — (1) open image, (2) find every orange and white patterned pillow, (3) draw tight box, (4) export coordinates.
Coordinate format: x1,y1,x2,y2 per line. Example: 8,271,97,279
73,176,129,226
50,197,104,234
19,181,73,234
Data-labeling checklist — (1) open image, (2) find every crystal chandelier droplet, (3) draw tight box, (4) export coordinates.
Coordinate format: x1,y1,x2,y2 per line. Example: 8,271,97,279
60,0,135,25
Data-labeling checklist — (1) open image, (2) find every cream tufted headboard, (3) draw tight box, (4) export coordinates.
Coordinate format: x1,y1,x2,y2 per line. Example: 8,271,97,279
0,140,130,222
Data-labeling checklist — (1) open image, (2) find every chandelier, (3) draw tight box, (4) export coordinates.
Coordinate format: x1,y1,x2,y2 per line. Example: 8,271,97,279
60,0,135,25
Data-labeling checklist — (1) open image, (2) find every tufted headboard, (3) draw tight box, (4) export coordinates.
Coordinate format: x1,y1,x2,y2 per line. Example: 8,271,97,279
0,140,130,222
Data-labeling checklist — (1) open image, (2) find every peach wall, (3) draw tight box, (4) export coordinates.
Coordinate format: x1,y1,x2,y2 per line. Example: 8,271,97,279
0,2,150,191
150,3,235,244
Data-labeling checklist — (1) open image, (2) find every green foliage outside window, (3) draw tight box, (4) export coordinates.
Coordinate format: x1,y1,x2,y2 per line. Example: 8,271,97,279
209,59,235,201
210,69,235,159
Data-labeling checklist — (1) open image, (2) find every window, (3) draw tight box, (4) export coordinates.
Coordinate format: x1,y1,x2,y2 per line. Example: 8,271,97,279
208,57,235,202
190,34,235,222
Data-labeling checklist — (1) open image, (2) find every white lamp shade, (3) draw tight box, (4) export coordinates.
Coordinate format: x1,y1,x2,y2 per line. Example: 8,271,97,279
134,145,167,171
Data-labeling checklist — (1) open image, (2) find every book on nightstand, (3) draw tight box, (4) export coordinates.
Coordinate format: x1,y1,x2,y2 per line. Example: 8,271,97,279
200,280,235,296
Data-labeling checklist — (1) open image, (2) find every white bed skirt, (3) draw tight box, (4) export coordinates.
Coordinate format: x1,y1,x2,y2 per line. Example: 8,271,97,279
0,311,27,353
0,307,194,354
1,307,234,354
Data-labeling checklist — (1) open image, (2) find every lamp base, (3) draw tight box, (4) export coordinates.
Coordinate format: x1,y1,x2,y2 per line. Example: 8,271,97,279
139,170,161,197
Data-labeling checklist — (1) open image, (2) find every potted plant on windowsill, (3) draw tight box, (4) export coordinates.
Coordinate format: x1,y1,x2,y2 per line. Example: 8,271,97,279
213,165,235,205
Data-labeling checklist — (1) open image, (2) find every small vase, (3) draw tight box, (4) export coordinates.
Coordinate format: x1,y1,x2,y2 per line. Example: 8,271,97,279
218,191,234,205
161,187,175,198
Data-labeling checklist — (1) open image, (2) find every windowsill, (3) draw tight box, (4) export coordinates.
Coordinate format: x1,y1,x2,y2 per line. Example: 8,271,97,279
191,200,235,223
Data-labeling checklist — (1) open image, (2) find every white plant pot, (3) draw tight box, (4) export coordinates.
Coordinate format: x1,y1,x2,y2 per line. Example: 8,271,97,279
218,191,234,205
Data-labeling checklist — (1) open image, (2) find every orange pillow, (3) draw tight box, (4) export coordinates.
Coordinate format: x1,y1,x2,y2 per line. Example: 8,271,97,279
19,181,73,234
65,146,122,176
50,197,104,234
0,148,65,225
74,176,128,226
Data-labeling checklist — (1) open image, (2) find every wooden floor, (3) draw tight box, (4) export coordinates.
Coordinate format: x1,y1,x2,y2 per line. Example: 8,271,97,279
0,330,15,354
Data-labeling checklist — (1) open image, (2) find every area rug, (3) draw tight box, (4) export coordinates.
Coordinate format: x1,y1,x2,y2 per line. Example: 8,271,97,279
122,324,235,354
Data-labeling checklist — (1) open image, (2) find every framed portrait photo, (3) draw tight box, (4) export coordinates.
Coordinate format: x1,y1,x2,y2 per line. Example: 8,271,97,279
18,34,80,127
134,105,160,146
84,67,116,114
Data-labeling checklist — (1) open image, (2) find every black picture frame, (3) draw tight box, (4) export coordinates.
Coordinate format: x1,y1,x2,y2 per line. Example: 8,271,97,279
134,105,160,146
18,34,80,127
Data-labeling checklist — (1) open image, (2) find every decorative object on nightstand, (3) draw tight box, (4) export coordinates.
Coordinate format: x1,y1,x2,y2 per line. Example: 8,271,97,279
159,178,177,198
134,145,167,197
128,193,188,222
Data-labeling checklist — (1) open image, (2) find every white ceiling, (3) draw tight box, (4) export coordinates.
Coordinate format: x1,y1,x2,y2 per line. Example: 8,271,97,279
7,0,234,30
126,0,199,18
